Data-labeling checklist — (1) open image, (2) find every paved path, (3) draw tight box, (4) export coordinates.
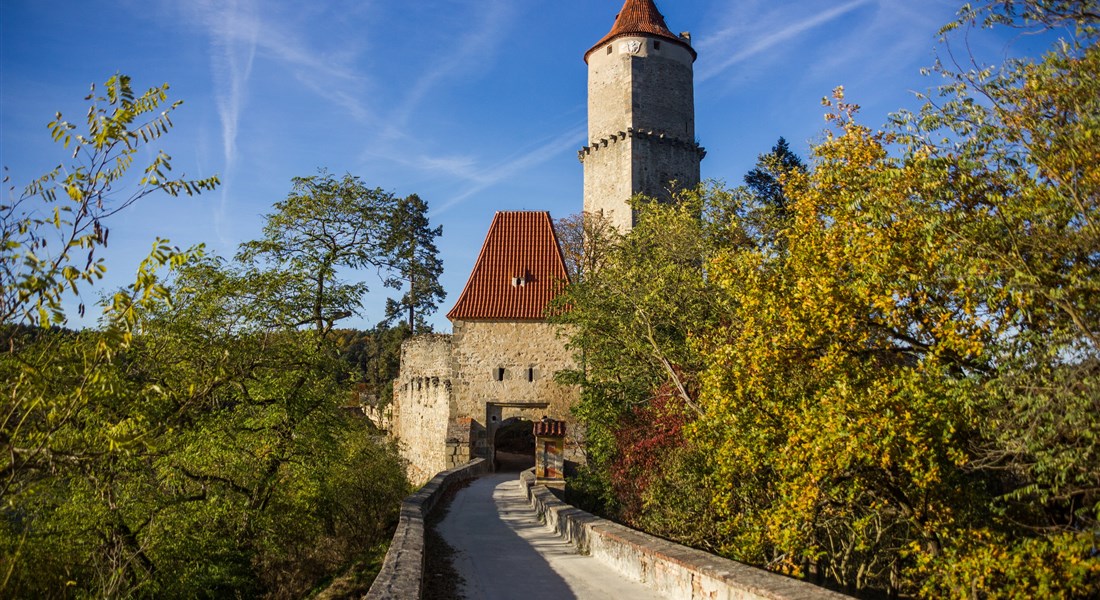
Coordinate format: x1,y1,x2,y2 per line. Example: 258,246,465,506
437,473,667,600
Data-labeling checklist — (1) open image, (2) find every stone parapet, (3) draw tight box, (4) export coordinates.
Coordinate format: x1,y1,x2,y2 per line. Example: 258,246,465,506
518,470,854,600
578,127,706,162
365,459,489,600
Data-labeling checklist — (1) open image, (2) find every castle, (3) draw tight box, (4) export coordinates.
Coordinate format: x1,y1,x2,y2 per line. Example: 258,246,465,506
390,0,702,483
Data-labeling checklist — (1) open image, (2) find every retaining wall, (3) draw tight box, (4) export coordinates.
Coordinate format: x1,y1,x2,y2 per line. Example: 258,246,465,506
365,459,489,600
518,470,854,600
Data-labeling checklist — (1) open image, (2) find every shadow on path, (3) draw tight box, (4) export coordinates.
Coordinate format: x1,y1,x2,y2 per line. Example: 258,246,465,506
436,473,666,600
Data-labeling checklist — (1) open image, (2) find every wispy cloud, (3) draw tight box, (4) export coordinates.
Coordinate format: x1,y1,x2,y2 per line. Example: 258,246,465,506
202,0,257,171
429,124,587,216
697,0,874,83
378,0,516,143
184,0,259,247
170,0,377,246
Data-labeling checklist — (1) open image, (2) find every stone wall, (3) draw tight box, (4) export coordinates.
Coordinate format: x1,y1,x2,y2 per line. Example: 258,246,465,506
365,459,490,600
581,135,635,231
519,471,854,600
393,323,582,482
583,34,700,230
393,335,454,484
449,320,580,461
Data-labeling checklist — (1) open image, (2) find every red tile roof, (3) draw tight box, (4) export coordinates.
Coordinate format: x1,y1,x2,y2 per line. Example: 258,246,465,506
585,0,696,63
533,419,567,438
447,212,570,321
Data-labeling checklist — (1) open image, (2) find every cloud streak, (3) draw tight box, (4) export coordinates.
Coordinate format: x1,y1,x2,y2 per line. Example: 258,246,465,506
379,0,515,143
189,0,259,247
204,0,258,171
173,0,378,246
430,123,587,216
697,0,874,83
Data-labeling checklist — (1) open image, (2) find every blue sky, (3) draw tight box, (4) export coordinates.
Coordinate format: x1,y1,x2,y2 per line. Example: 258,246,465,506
1,0,1031,332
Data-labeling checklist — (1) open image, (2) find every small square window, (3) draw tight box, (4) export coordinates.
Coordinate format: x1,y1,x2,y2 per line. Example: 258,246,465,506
654,41,661,50
494,368,505,381
606,45,613,55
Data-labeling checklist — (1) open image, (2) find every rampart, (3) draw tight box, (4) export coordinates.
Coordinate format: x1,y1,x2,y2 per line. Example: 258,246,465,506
518,470,855,600
365,458,489,600
392,334,454,483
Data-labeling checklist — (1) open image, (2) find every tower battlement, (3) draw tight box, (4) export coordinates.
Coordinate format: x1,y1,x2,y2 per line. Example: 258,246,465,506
578,128,706,162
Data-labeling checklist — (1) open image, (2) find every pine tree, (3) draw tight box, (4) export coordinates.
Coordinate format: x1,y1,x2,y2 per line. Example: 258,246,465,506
382,194,444,333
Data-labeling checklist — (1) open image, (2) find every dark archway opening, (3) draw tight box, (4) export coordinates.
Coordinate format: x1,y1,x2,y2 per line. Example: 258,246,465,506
493,417,535,472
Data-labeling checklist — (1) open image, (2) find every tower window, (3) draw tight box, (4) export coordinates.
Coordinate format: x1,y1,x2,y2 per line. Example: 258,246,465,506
654,41,661,50
527,367,535,382
494,368,505,381
606,44,613,55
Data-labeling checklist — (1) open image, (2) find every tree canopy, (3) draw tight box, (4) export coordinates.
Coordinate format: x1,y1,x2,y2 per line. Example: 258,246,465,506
1,76,415,598
555,2,1100,596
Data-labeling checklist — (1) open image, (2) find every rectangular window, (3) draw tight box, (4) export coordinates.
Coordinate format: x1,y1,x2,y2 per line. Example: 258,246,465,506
606,45,613,55
495,368,505,382
654,41,661,50
527,367,535,382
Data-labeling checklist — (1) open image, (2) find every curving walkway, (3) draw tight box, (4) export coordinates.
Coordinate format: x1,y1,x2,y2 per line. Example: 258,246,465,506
436,473,667,600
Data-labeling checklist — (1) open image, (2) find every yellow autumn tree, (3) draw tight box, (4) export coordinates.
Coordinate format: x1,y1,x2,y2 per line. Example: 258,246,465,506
693,1,1099,596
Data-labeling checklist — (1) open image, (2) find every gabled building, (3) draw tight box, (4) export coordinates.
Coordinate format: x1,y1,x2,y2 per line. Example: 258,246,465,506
392,212,580,483
391,0,698,483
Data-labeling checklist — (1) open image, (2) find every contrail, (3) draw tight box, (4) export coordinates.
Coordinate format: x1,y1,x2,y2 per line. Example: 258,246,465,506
699,0,874,83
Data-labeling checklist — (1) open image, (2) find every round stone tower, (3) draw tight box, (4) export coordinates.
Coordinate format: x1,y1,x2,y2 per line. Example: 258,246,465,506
580,0,705,231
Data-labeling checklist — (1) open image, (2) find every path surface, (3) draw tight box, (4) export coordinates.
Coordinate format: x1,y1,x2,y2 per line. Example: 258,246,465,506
436,473,667,600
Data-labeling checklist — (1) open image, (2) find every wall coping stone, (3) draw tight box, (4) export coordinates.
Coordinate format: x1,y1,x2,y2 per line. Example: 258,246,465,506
518,470,854,600
365,459,489,600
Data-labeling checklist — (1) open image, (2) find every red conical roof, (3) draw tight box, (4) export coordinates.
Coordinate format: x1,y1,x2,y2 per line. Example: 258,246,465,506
585,0,695,63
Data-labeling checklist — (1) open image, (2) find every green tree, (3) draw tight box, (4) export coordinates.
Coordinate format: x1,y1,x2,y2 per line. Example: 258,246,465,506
1,74,220,595
382,193,444,333
551,185,751,516
237,170,398,338
743,136,806,217
1,74,218,328
1,79,410,598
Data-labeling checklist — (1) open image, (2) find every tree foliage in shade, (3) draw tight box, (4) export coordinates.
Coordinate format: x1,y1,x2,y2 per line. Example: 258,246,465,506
1,77,411,598
743,136,805,215
333,321,424,406
382,193,444,333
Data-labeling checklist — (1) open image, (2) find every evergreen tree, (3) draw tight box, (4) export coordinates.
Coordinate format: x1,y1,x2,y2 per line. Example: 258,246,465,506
382,193,444,333
743,136,806,217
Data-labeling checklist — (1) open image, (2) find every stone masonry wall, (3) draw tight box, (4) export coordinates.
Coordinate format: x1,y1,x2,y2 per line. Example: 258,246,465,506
582,136,635,230
393,335,454,484
450,320,581,460
583,34,699,230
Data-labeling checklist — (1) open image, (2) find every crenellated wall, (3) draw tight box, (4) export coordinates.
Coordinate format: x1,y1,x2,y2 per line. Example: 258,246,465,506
393,323,581,484
392,335,454,484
